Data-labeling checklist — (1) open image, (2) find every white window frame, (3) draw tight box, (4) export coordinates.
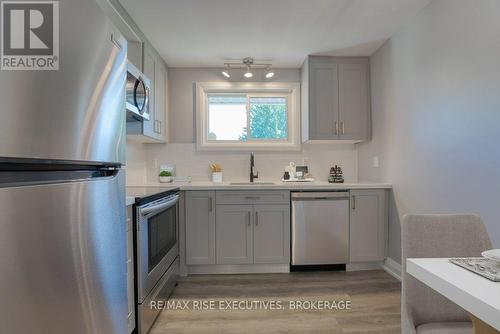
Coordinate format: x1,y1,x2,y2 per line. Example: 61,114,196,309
196,82,301,151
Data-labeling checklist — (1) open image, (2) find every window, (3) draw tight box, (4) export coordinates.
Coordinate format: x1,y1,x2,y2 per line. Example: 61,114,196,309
196,82,300,151
207,95,288,142
208,95,247,141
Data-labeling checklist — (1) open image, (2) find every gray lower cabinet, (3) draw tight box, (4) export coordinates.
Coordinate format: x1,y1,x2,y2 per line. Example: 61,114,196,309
185,191,216,265
126,205,135,334
184,191,291,268
349,189,387,262
216,205,253,264
254,205,290,264
216,204,290,265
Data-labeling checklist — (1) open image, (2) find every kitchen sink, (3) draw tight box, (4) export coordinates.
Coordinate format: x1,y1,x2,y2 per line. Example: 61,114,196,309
229,182,276,186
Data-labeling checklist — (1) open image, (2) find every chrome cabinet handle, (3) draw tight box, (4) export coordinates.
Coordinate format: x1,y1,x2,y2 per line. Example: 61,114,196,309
352,196,356,210
255,211,259,226
209,197,213,212
155,120,162,134
248,211,251,226
245,196,260,200
341,121,345,135
334,121,339,135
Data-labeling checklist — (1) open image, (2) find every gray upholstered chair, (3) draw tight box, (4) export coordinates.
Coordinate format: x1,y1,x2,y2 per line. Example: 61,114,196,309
401,214,492,334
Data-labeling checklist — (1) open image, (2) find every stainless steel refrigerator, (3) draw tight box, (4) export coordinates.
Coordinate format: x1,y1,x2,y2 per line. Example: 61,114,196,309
0,0,128,333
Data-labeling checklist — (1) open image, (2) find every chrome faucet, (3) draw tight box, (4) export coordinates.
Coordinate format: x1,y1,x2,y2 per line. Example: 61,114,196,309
250,152,258,182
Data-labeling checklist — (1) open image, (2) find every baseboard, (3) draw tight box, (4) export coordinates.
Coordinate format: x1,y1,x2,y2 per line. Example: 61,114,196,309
383,257,402,281
346,261,384,271
187,264,290,275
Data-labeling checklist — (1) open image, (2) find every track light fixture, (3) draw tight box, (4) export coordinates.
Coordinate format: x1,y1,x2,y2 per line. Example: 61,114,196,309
221,57,273,80
221,64,230,78
244,65,253,78
243,58,254,79
265,67,275,79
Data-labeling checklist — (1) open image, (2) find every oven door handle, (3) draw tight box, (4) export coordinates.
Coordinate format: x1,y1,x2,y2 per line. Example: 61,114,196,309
140,195,179,217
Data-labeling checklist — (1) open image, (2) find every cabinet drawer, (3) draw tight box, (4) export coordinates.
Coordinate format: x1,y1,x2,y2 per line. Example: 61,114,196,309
216,190,290,205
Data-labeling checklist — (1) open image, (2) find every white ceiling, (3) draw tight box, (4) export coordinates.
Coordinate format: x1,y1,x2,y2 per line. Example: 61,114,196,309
119,0,432,68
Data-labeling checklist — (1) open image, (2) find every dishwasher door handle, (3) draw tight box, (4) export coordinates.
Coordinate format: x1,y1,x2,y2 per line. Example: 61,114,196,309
291,192,349,200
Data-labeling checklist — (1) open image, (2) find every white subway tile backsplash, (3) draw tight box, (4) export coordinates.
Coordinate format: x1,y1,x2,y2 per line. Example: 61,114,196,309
127,143,358,185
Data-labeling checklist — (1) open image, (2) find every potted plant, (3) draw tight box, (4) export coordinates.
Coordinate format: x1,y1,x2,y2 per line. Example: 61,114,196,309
159,170,173,183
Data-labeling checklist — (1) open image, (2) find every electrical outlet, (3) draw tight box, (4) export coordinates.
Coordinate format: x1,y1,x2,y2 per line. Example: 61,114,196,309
302,157,309,166
152,159,159,169
373,156,379,168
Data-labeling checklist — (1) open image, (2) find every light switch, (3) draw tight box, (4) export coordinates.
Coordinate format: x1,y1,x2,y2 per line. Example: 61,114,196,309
373,156,379,168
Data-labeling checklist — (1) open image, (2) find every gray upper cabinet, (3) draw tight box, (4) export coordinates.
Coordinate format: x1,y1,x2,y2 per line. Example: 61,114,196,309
338,63,370,141
141,48,156,140
127,41,143,71
103,0,169,143
154,59,168,141
216,205,253,264
349,189,387,263
253,205,290,264
185,191,216,265
134,44,168,143
309,61,339,139
302,56,371,143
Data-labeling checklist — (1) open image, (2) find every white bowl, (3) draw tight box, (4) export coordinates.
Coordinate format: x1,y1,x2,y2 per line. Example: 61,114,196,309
482,249,500,263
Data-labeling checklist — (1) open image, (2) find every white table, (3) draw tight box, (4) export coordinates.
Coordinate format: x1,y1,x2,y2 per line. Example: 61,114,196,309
407,258,500,334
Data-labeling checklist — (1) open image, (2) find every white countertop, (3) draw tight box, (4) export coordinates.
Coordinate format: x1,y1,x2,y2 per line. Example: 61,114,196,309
407,258,500,330
127,181,391,191
126,196,135,206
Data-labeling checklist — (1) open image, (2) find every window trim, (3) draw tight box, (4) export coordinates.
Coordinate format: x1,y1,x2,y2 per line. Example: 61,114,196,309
196,82,301,151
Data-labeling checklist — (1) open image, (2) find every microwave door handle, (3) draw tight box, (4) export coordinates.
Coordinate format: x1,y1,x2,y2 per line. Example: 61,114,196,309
143,84,150,113
133,79,141,110
140,195,179,216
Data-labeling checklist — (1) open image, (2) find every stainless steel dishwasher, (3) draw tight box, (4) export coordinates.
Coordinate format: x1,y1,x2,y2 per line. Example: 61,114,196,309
291,191,350,266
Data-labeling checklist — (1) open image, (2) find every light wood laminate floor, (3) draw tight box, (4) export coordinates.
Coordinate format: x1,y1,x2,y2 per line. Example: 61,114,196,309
150,270,401,334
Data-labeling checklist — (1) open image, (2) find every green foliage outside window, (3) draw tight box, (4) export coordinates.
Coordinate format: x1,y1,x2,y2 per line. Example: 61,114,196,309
239,98,287,141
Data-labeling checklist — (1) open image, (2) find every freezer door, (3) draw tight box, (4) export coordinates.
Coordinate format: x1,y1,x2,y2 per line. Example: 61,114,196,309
291,197,350,265
0,0,127,164
0,171,127,334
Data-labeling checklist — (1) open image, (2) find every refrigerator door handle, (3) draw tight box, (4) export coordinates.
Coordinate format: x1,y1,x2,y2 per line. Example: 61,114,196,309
0,161,120,188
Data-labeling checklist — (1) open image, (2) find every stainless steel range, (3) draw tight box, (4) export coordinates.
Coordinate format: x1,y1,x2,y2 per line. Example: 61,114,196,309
133,188,180,333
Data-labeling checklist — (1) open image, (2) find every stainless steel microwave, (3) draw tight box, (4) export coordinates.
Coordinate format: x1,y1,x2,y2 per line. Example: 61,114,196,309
126,62,151,121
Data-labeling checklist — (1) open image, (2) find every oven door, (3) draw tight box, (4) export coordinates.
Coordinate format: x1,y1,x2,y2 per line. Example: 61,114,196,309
136,193,179,302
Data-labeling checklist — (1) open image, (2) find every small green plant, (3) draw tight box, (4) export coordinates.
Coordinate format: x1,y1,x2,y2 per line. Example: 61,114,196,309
159,171,172,177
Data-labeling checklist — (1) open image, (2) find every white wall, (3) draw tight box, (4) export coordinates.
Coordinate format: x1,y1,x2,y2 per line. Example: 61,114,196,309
125,139,148,185
358,0,500,263
126,67,358,185
168,68,301,143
